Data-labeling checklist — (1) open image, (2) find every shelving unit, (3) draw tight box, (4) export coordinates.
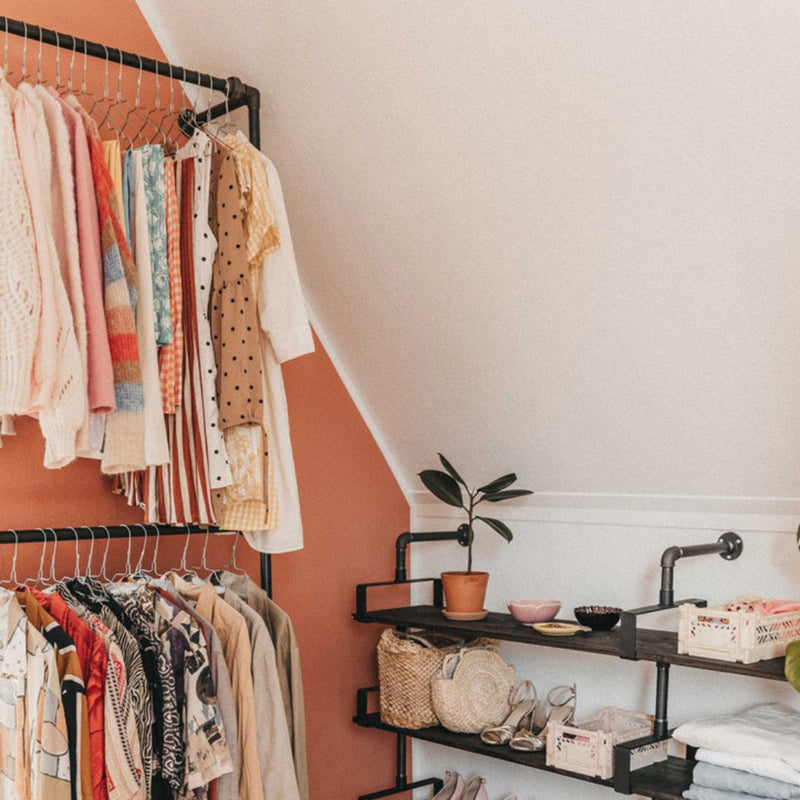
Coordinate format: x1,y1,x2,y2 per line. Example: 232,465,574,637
352,530,788,799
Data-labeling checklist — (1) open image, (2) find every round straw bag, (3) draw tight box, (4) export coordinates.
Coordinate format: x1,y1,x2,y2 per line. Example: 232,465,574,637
431,645,516,733
377,629,465,728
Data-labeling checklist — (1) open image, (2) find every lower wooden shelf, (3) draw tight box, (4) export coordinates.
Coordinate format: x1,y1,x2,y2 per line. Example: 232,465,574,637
354,712,695,800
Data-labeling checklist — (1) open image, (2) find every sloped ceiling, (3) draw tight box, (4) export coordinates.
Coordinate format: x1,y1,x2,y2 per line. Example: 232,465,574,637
137,1,800,504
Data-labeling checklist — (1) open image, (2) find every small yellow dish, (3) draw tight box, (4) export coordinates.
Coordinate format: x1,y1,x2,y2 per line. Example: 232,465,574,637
528,622,586,636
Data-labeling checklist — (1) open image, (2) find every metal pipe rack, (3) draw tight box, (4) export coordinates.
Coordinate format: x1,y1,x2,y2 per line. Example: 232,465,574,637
0,15,270,594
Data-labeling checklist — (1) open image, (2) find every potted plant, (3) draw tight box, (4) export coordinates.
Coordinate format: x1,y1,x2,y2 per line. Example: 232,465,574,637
419,454,533,619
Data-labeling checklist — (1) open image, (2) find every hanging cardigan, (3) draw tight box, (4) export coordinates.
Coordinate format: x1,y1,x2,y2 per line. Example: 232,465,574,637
68,98,146,474
0,84,41,416
35,85,91,456
16,83,84,468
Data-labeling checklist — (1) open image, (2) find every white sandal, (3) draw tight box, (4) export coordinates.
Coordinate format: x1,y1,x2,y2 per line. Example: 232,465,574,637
479,680,539,746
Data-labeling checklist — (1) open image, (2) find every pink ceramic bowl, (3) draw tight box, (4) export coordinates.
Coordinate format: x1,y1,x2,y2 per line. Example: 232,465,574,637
507,599,562,624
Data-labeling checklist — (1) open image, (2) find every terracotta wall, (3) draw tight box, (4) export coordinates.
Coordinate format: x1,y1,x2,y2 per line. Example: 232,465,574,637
0,3,410,797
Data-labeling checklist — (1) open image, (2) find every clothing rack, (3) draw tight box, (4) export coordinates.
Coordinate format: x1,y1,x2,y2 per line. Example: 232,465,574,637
1,16,272,596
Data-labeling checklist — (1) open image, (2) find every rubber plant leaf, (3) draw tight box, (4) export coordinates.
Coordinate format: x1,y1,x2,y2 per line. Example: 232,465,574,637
481,489,534,503
419,470,463,508
477,473,517,494
476,516,513,542
438,453,467,487
786,640,800,692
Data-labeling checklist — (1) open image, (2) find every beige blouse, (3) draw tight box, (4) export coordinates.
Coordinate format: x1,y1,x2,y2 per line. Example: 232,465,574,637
170,576,263,800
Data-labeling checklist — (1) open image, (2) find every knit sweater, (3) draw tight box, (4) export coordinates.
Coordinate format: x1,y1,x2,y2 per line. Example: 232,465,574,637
0,83,41,416
16,83,84,469
35,85,91,456
54,91,115,418
68,97,146,474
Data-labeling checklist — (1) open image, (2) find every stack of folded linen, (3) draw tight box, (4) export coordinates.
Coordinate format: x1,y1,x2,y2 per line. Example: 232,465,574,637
673,704,800,800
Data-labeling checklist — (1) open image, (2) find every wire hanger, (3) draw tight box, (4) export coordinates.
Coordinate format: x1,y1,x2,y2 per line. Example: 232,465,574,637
123,55,151,148
65,32,76,95
132,523,149,577
3,18,11,81
229,532,247,576
17,21,30,84
36,25,44,86
47,527,60,584
109,524,134,582
80,526,95,578
2,530,20,588
148,524,162,577
29,528,50,588
67,527,81,579
179,525,193,577
53,31,62,92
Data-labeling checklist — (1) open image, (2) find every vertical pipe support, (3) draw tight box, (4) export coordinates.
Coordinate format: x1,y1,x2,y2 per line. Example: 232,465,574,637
654,661,670,738
395,734,407,787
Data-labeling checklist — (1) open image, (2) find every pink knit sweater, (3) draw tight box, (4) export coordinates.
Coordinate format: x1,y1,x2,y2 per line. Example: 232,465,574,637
54,90,115,418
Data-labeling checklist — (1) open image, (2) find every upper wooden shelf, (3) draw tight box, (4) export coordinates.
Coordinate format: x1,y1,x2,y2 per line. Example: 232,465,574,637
353,604,787,682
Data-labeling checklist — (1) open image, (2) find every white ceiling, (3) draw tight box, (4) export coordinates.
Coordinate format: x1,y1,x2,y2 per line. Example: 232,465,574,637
137,1,800,504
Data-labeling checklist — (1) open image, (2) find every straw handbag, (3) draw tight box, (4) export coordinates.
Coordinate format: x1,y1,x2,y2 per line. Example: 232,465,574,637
431,645,516,733
377,629,498,729
377,629,465,728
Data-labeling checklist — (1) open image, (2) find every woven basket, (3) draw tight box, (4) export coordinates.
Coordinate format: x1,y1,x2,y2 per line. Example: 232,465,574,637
431,646,516,734
377,629,495,729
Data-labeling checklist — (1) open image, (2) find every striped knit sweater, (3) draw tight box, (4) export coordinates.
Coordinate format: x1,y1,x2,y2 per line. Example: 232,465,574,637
68,98,146,474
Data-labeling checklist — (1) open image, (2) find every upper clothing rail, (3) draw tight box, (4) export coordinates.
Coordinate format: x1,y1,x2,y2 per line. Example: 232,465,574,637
0,14,262,144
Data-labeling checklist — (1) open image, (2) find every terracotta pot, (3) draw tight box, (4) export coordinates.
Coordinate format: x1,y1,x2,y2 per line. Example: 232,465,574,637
441,571,489,613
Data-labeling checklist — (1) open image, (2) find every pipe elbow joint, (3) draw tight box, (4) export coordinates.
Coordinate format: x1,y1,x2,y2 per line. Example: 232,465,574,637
661,546,683,569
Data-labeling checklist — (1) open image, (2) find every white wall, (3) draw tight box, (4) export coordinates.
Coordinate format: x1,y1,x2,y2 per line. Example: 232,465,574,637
131,3,800,795
132,6,800,516
409,504,799,800
137,0,800,506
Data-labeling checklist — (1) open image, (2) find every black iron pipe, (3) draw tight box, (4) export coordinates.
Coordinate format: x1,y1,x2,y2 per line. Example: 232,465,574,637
0,15,252,95
395,527,470,582
395,734,407,787
659,532,743,606
654,661,670,738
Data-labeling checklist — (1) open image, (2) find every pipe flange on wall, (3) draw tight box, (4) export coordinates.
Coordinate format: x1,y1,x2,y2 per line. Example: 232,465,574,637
718,531,744,560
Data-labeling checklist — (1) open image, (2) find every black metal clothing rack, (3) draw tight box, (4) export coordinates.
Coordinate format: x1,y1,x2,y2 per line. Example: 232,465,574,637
1,16,271,595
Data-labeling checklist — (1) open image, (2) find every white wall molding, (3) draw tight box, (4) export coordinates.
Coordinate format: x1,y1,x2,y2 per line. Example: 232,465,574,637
409,491,800,534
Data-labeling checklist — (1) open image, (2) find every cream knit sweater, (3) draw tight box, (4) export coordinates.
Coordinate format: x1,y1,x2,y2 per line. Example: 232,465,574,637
0,84,41,415
17,84,84,468
35,85,91,456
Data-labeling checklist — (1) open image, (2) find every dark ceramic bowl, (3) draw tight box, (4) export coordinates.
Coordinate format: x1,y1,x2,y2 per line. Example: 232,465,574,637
574,605,622,631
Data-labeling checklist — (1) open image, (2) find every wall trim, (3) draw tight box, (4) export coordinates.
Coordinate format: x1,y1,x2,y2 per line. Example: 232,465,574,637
409,491,800,534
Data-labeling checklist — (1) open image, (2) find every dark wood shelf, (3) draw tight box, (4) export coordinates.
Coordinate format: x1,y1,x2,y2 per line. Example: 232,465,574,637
354,605,786,681
355,712,694,800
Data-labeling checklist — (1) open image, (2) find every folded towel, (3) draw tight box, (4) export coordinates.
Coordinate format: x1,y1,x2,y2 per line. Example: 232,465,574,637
697,751,800,789
684,785,774,800
673,704,800,771
693,762,800,799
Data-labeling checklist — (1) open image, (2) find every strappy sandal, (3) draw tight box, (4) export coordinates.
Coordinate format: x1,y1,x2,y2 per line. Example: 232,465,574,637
479,680,539,746
508,682,576,752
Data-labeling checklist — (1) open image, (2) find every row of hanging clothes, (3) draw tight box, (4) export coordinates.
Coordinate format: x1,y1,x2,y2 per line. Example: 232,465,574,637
0,28,314,554
0,526,308,800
